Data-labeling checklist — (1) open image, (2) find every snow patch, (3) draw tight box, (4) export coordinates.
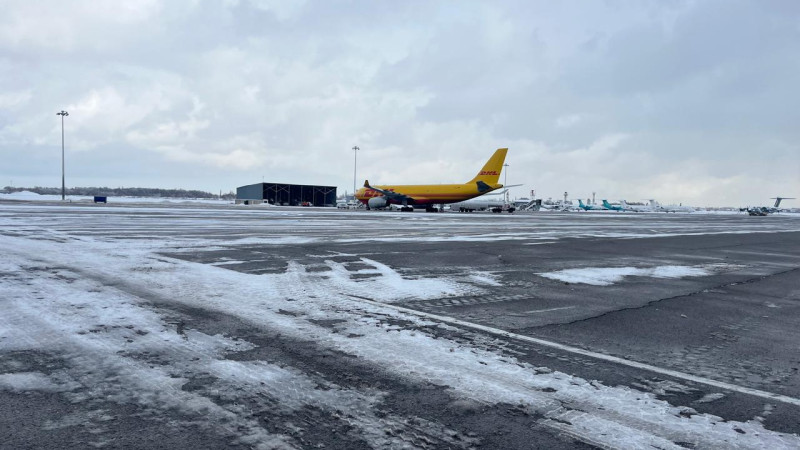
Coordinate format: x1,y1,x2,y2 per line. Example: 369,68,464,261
229,236,319,246
323,257,474,302
537,264,721,286
3,190,41,198
335,233,531,243
695,393,726,403
468,271,503,286
0,372,61,392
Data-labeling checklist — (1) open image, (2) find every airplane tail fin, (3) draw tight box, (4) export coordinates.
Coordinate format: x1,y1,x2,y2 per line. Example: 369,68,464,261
467,148,508,185
771,197,795,208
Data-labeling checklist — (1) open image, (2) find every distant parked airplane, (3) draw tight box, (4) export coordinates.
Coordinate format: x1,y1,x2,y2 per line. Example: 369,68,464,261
356,148,508,212
655,201,695,213
620,200,637,211
577,199,604,211
743,197,795,215
620,200,657,212
540,202,571,211
450,188,517,213
601,199,623,211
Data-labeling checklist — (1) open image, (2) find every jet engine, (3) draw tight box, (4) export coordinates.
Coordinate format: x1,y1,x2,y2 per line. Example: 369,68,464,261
367,197,388,209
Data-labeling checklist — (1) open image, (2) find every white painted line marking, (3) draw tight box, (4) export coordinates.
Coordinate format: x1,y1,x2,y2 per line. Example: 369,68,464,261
348,295,800,407
522,306,576,314
723,250,800,259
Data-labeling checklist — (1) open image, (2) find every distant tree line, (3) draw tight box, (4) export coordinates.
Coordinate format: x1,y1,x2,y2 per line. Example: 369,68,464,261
1,186,236,200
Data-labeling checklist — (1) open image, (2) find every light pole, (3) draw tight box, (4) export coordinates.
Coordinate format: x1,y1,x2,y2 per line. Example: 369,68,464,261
352,145,359,203
57,110,69,201
503,163,509,203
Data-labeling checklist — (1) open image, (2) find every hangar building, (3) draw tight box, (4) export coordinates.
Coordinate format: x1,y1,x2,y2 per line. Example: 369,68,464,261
236,182,337,207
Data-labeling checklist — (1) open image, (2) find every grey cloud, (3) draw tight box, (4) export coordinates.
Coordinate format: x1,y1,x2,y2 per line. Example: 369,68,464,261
0,0,797,206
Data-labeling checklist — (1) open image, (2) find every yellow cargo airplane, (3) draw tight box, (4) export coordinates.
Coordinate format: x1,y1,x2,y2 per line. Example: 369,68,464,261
356,148,508,211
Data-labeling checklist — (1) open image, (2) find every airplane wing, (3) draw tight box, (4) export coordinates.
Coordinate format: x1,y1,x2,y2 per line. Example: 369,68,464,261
480,187,516,197
363,180,415,203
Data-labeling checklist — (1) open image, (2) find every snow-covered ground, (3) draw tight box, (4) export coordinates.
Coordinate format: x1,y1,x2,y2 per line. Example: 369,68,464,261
0,190,231,204
1,203,799,448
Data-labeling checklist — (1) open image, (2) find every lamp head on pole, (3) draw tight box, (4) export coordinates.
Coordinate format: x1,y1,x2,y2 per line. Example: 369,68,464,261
57,110,69,116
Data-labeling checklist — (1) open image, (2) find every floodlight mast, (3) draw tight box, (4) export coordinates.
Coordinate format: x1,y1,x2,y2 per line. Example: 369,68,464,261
352,145,359,204
57,110,69,201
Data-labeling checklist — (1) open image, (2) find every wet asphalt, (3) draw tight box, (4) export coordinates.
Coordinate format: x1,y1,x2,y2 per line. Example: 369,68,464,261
173,209,800,436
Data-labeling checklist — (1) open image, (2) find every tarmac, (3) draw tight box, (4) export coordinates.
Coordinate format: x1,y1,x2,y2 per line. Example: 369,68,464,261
1,201,799,449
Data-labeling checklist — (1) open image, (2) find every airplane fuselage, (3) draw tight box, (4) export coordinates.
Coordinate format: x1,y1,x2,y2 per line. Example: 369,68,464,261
357,182,502,206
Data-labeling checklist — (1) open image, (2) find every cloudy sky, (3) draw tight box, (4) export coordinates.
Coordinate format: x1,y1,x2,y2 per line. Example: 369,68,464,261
1,0,798,206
